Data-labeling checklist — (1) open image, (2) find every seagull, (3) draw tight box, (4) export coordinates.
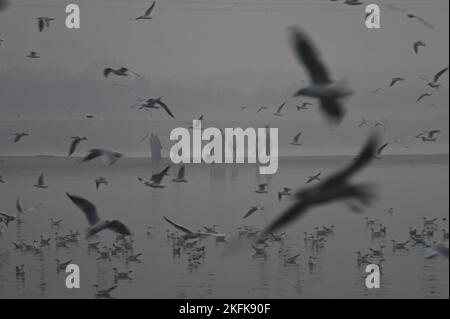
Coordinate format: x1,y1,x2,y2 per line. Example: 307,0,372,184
421,130,440,142
163,216,225,240
138,98,175,118
93,284,117,299
26,51,39,58
283,254,300,266
81,149,123,165
290,131,303,146
413,41,426,54
387,4,434,29
374,122,386,131
37,17,54,31
358,117,368,128
0,175,5,183
172,165,188,183
103,67,140,78
66,193,131,238
259,132,379,237
68,136,88,156
2,198,42,224
296,102,312,111
344,0,363,5
242,206,264,219
85,113,96,119
149,165,171,188
419,67,448,89
13,132,29,143
374,142,389,160
34,174,49,189
113,268,133,281
273,102,286,117
288,26,352,124
50,218,63,227
306,172,321,184
416,93,432,103
95,176,108,190
256,106,268,113
134,1,156,20
278,187,292,201
390,77,405,87
373,88,382,94
255,183,269,194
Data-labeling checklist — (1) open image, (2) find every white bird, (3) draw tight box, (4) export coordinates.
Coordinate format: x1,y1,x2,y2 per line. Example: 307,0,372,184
68,136,88,156
163,216,226,240
273,102,286,117
1,198,42,223
37,17,54,32
66,193,131,238
134,1,156,20
413,41,426,54
419,67,448,89
139,165,171,188
13,132,29,143
288,26,352,124
81,149,123,165
242,206,264,219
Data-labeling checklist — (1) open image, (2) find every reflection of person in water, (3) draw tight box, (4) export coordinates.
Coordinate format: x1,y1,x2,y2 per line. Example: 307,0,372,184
150,134,163,165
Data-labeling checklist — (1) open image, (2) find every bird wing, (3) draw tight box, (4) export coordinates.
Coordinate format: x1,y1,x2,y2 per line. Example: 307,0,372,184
413,42,419,54
243,207,257,219
261,201,310,237
319,98,346,124
38,18,45,32
156,100,175,118
377,142,389,156
414,15,434,29
289,26,331,84
276,102,285,113
428,130,440,138
38,174,44,186
66,193,101,226
294,131,302,141
151,165,171,184
107,220,131,235
321,132,379,189
69,138,81,156
416,93,429,102
103,68,113,78
81,149,102,162
145,1,156,16
163,216,194,234
433,67,448,83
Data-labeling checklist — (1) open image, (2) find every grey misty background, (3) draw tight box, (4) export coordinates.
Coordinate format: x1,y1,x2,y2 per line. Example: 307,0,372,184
0,0,448,157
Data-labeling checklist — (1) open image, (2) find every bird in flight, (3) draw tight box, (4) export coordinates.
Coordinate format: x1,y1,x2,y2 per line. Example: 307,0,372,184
288,25,352,124
273,102,286,117
255,183,269,194
243,206,264,219
419,130,441,142
290,131,303,146
419,67,448,89
259,132,380,237
390,77,405,87
68,136,88,156
278,187,292,201
296,102,312,111
103,67,141,78
416,93,432,103
387,4,434,29
306,172,321,184
172,165,188,183
37,17,54,32
138,98,175,119
139,165,171,188
26,51,40,58
134,1,156,20
81,149,123,165
95,177,108,190
413,41,426,55
374,142,389,160
13,132,29,143
67,193,131,238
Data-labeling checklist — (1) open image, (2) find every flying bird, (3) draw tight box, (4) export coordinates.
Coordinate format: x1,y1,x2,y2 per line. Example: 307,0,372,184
34,174,49,189
416,93,432,103
138,98,175,118
419,67,448,89
288,25,352,124
37,17,54,32
290,131,303,146
95,177,108,190
66,193,131,238
103,67,140,78
256,106,268,113
278,188,292,201
134,1,156,20
243,206,264,219
163,216,226,240
374,142,389,160
26,51,39,58
387,4,434,29
255,183,269,194
306,172,321,184
273,102,286,117
390,77,405,87
81,149,123,165
413,41,426,54
296,102,312,111
68,136,88,156
259,132,379,237
13,132,29,143
421,130,440,142
0,175,4,183
139,165,171,188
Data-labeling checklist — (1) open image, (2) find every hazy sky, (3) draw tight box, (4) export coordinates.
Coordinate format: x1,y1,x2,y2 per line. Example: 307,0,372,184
0,0,448,155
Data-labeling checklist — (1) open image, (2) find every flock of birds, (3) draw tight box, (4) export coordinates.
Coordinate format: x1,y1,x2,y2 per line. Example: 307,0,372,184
0,1,449,298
